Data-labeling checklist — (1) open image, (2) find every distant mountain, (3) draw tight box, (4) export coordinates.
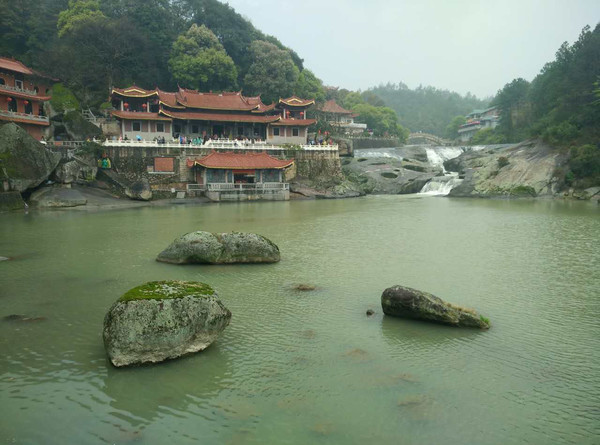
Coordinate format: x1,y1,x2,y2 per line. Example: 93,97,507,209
369,83,489,137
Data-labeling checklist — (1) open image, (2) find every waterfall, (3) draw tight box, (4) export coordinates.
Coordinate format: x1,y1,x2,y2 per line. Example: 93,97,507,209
418,174,463,196
424,147,465,172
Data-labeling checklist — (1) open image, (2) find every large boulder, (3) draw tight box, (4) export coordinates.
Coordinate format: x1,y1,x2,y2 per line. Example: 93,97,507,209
157,231,280,264
0,123,61,192
30,187,87,207
381,285,490,329
103,281,231,367
53,153,97,184
124,178,152,201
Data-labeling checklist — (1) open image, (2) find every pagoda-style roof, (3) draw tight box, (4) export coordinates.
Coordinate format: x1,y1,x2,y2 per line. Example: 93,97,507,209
157,90,184,108
246,95,276,112
112,86,158,98
160,110,281,123
177,88,258,111
187,151,294,170
279,96,315,107
319,99,353,115
270,118,316,126
0,57,33,75
112,111,171,121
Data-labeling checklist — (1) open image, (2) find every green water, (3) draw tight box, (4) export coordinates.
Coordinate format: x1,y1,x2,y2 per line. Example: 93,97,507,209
1,196,599,444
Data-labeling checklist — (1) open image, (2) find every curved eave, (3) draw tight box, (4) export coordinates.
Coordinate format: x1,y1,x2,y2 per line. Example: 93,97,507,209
112,111,171,121
111,88,158,98
0,115,50,126
0,90,50,101
191,161,294,170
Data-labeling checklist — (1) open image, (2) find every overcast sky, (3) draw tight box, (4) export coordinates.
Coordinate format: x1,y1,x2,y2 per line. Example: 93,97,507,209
224,0,599,99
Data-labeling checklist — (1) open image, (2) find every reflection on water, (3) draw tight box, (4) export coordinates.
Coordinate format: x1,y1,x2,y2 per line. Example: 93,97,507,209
1,197,599,444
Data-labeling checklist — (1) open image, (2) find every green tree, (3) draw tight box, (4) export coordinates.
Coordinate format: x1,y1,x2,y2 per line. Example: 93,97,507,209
492,78,531,141
352,103,407,140
168,24,237,91
294,69,325,102
445,115,466,140
342,92,364,110
243,41,299,103
57,0,106,37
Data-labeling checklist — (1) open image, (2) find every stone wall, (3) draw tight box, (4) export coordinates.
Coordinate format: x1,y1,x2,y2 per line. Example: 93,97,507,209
350,137,403,150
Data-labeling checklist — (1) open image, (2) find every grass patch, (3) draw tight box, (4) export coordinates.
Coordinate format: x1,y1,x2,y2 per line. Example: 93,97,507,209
509,185,537,197
119,281,215,302
480,315,490,325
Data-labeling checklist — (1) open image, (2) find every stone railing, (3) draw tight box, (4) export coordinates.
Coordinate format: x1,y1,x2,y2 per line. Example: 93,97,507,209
103,139,338,152
0,84,38,96
0,110,49,124
206,182,289,191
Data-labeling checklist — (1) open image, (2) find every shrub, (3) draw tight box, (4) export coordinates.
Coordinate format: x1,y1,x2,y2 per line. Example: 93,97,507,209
50,83,79,113
570,144,600,185
497,156,509,168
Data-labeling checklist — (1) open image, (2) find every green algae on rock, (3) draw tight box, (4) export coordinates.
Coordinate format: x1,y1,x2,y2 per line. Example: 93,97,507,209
381,285,490,329
119,281,215,302
156,231,280,264
103,280,231,367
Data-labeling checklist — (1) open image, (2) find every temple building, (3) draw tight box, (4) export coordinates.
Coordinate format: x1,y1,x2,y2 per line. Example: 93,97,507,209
318,99,366,134
110,86,316,145
0,57,53,140
457,106,500,142
186,151,293,201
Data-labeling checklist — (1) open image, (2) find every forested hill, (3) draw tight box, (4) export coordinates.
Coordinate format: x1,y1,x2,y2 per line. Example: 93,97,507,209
368,83,489,137
1,0,322,106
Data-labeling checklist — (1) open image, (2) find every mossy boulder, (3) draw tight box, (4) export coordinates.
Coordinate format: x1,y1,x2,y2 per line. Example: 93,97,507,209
381,285,490,329
156,231,280,264
0,191,25,212
0,123,61,192
103,281,231,367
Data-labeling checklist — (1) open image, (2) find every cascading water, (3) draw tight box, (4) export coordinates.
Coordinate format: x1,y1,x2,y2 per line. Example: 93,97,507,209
423,146,465,173
418,146,466,195
419,173,463,195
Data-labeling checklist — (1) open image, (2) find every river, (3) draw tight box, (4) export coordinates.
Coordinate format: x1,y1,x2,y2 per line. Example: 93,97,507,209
1,196,599,444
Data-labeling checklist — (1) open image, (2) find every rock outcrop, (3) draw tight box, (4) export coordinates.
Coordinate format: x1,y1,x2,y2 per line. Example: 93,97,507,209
30,187,87,207
447,140,566,198
157,231,280,264
342,156,439,195
0,123,61,192
53,153,97,184
103,281,231,367
381,285,490,329
0,191,25,212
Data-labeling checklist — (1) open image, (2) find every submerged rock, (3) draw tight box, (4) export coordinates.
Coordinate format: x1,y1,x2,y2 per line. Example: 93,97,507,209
381,285,490,329
156,231,280,264
293,283,316,291
103,281,231,367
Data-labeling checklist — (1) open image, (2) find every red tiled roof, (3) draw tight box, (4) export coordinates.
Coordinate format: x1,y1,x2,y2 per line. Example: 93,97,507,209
177,88,258,111
320,99,352,115
161,109,281,123
246,95,276,113
187,151,294,169
279,96,315,107
157,90,184,108
0,57,33,75
271,118,316,126
0,89,50,101
112,111,171,121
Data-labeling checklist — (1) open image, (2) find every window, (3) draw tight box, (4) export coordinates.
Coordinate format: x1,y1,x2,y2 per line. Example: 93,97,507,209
0,78,5,85
192,125,199,133
132,121,141,132
156,123,164,133
273,127,280,136
174,124,181,134
292,127,299,137
15,80,23,90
